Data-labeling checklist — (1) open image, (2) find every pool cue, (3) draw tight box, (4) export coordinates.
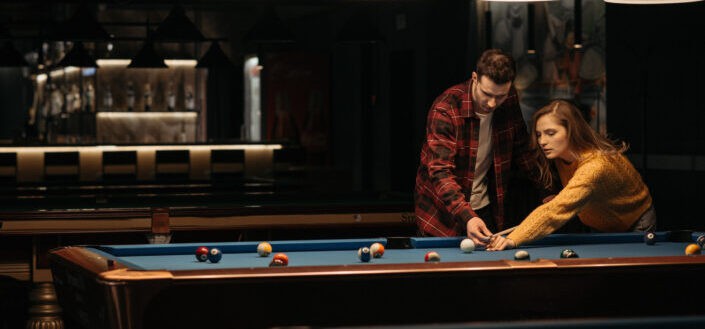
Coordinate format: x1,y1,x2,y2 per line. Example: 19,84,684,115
480,226,517,242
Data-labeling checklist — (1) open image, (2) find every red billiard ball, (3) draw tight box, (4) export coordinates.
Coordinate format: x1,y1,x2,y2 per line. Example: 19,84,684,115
424,251,441,262
271,253,289,266
195,246,209,262
208,248,223,263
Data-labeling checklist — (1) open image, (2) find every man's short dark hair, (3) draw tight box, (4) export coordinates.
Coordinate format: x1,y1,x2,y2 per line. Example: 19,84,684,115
475,49,516,84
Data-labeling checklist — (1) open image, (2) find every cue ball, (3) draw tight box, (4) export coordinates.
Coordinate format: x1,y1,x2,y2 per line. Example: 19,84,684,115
685,243,702,255
697,235,705,248
370,243,385,258
257,242,272,257
358,247,372,262
460,238,475,253
271,253,289,266
560,249,579,258
424,251,441,262
208,248,222,263
644,232,656,245
514,250,530,261
195,246,209,262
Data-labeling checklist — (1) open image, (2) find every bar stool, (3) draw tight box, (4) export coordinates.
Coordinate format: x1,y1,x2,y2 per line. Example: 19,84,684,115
102,151,138,182
44,152,80,182
0,152,17,183
210,149,245,182
155,150,190,182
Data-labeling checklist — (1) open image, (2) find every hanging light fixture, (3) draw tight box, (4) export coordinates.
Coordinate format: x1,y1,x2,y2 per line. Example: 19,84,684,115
52,3,111,41
573,0,582,49
128,40,167,68
243,7,295,44
196,41,233,68
604,0,701,3
57,41,97,68
153,5,205,42
0,41,29,67
337,9,384,44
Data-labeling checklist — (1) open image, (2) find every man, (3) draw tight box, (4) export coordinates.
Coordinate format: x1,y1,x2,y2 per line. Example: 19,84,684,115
414,49,536,247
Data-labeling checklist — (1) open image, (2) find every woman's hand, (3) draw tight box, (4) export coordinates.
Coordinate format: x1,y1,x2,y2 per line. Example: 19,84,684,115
486,235,516,251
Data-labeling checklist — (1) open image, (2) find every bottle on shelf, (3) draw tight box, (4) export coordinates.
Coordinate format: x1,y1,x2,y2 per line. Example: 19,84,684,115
126,81,135,112
144,83,152,112
103,84,113,111
185,85,195,111
167,81,176,112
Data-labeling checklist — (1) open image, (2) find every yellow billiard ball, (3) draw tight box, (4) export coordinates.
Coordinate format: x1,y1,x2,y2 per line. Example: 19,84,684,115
685,243,701,255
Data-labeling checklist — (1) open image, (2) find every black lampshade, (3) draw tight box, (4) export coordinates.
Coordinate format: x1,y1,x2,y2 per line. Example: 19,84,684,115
243,8,295,44
0,41,29,67
337,10,384,44
196,42,233,68
57,42,97,68
153,5,205,42
128,40,167,68
52,4,111,41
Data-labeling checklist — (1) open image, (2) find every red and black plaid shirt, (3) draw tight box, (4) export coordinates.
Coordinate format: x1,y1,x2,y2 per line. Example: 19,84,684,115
414,79,535,237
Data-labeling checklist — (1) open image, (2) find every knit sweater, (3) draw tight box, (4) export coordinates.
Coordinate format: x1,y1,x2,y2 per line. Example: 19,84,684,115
507,151,653,246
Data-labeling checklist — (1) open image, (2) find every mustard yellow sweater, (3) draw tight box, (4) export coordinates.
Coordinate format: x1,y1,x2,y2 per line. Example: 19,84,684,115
507,151,652,246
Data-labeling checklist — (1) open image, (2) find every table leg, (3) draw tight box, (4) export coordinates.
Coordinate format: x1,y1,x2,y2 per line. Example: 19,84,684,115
26,282,64,329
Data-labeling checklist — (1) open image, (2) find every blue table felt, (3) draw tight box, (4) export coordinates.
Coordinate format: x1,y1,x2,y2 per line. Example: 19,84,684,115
86,231,704,271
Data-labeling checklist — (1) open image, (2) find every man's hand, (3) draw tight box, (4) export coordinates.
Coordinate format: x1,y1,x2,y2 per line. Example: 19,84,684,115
466,217,493,247
486,235,516,251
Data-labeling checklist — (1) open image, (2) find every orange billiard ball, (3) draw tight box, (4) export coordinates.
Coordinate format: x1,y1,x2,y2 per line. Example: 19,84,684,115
685,243,701,255
370,243,385,258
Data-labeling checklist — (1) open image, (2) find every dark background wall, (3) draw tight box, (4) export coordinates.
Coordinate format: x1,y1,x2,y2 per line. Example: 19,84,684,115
607,2,705,231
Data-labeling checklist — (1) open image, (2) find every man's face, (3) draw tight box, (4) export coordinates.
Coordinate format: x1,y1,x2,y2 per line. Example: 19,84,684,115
471,73,511,114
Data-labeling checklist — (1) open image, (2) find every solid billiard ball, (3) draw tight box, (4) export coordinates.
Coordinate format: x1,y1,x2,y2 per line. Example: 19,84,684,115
272,253,289,266
514,250,530,261
195,246,209,262
208,248,223,263
685,243,702,255
358,247,372,262
644,232,656,245
460,238,475,253
370,243,385,258
424,251,441,262
560,249,579,258
257,242,272,257
697,235,705,248
269,259,286,267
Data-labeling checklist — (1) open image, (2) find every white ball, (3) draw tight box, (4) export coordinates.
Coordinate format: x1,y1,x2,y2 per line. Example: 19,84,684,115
460,238,475,253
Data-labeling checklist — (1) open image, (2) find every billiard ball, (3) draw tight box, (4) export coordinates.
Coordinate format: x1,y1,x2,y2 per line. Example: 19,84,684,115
697,235,705,248
560,249,579,258
195,246,209,262
685,243,702,255
208,248,223,263
271,253,289,266
358,247,372,262
257,242,272,257
514,250,530,261
269,259,286,267
370,243,385,258
424,251,441,262
460,238,475,253
644,232,656,245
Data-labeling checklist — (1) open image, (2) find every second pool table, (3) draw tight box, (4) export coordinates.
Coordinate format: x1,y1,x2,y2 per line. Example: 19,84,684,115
49,231,705,329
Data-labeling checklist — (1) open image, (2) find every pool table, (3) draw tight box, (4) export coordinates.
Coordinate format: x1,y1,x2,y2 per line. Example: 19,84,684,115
49,231,705,329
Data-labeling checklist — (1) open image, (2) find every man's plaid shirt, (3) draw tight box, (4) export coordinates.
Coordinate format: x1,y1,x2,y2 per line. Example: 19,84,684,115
414,79,535,237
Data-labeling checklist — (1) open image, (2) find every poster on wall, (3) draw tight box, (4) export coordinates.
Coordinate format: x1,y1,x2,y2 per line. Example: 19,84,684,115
263,51,330,164
489,0,606,134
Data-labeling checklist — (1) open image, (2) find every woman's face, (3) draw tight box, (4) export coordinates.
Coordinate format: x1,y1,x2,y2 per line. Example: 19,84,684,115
535,114,573,162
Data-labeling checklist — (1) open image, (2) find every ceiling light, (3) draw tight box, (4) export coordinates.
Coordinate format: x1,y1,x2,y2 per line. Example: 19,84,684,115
196,42,233,68
57,42,97,68
153,5,205,42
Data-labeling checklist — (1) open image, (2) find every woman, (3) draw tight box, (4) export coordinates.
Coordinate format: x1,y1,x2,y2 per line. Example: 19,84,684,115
488,100,656,250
